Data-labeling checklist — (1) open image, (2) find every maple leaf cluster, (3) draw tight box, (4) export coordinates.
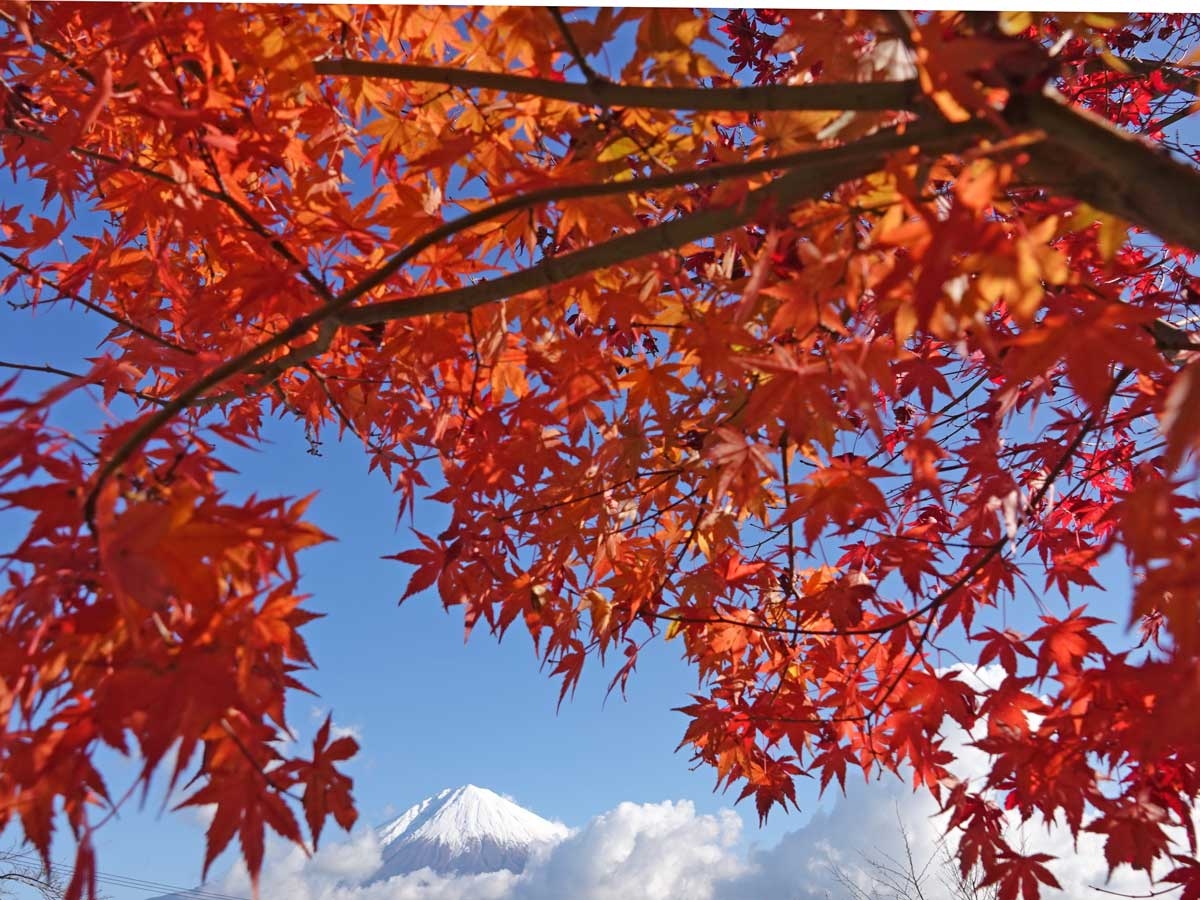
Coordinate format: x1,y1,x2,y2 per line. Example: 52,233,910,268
2,7,1200,899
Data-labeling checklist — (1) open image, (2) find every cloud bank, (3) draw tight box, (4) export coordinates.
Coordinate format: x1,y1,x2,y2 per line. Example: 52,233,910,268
206,787,1184,900
204,668,1191,900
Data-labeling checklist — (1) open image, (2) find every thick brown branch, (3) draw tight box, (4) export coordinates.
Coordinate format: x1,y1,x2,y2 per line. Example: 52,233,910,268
340,120,988,329
313,58,921,112
1013,87,1200,252
1153,103,1197,132
1148,318,1200,355
240,119,988,385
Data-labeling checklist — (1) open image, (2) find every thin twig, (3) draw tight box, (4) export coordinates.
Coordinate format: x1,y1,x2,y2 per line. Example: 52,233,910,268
1,250,193,355
547,8,603,87
1088,886,1181,899
0,360,167,405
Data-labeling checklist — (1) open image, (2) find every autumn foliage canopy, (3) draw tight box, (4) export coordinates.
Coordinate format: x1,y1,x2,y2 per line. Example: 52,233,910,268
3,6,1200,898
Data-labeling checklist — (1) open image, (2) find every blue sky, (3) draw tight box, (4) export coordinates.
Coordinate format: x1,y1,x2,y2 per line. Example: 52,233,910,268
1,9,1192,899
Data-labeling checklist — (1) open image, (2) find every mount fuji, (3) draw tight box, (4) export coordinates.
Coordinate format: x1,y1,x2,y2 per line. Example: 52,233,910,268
371,784,569,879
148,785,568,898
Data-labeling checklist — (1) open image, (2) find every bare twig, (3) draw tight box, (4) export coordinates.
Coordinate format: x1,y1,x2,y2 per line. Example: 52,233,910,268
1088,886,1181,899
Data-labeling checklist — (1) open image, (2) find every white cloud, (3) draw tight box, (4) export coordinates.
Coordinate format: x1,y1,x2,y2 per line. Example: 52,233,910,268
513,800,745,900
187,803,217,829
710,775,1194,900
210,830,518,900
332,723,363,742
715,779,947,900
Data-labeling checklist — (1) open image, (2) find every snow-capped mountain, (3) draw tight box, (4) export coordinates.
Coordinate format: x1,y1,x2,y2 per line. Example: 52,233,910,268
370,784,569,880
147,784,566,898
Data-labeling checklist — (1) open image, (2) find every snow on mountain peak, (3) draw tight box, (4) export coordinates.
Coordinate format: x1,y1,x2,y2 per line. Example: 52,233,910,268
371,784,569,879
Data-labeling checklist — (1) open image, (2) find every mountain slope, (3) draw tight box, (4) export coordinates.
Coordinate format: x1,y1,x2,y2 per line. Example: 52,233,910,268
371,784,568,879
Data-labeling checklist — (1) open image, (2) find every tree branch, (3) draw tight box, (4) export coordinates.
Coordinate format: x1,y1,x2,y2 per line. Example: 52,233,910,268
339,120,987,329
80,117,986,532
0,249,193,355
313,58,921,112
1013,86,1200,252
1087,885,1181,899
656,365,1129,647
1077,53,1200,98
1147,317,1200,355
0,6,96,87
233,119,990,390
0,360,167,406
0,125,223,200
